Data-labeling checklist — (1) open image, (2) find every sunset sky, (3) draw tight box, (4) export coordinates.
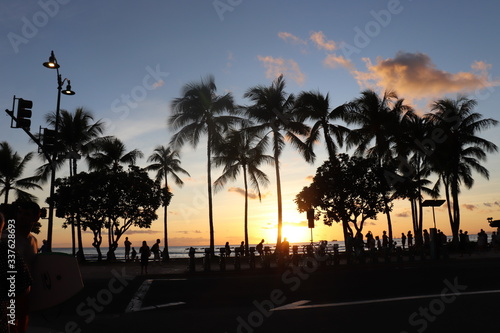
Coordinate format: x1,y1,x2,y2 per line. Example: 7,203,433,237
1,0,499,249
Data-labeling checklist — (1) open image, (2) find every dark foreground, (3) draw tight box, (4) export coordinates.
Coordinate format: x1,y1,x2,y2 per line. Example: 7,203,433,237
29,253,500,333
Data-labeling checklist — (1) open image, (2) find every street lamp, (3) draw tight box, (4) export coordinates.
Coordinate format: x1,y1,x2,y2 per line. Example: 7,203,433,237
43,50,75,252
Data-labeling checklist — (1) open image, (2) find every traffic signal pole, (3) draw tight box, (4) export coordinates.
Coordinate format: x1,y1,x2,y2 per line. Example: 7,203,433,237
4,96,53,165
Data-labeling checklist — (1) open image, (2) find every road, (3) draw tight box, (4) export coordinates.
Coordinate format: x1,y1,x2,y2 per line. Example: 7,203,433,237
30,257,500,333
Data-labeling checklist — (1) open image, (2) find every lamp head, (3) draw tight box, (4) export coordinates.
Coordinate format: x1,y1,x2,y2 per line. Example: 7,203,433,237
62,80,75,95
43,51,60,69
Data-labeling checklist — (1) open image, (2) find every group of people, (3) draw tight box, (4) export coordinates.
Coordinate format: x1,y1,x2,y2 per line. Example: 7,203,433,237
124,238,162,274
1,201,42,333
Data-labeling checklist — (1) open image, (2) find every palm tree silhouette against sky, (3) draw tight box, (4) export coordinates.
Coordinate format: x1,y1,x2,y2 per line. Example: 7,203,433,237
294,90,350,161
244,75,314,250
87,136,143,172
169,75,242,254
213,128,273,255
0,141,41,204
41,108,105,258
341,90,414,246
146,145,190,260
426,96,498,244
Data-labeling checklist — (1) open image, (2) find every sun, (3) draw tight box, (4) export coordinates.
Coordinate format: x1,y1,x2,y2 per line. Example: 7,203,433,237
282,224,310,244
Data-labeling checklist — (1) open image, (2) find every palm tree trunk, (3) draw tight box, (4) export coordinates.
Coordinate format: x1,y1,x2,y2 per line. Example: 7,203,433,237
243,166,249,256
274,137,283,251
451,176,461,245
207,131,215,255
323,124,336,160
163,176,170,261
73,159,85,261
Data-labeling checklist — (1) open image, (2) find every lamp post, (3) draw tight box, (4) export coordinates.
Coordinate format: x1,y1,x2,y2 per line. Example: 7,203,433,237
43,51,75,252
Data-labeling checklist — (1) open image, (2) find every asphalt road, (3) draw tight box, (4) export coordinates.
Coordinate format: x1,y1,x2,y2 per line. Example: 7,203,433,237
30,257,500,333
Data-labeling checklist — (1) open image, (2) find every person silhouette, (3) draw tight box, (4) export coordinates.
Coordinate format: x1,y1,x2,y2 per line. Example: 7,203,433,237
139,241,151,274
224,242,231,257
256,239,265,256
131,247,137,262
124,237,132,261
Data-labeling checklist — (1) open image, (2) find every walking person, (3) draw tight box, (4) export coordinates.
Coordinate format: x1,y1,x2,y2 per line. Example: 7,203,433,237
151,239,161,264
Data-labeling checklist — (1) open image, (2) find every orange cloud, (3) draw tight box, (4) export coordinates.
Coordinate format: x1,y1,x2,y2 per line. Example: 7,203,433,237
278,32,307,46
228,187,269,200
257,55,305,85
324,54,355,71
352,52,499,101
310,31,336,51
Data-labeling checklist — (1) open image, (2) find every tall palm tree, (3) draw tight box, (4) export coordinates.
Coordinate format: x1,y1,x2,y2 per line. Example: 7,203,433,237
40,108,105,258
146,145,190,260
168,75,242,254
87,136,143,172
341,90,414,246
213,129,274,255
0,142,42,204
393,115,435,247
244,75,314,249
426,96,498,244
294,91,350,160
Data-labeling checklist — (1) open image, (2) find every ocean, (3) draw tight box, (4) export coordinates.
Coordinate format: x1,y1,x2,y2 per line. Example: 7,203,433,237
52,234,483,261
52,241,345,260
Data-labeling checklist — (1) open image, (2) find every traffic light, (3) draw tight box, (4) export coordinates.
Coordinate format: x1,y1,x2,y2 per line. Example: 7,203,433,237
307,209,315,228
42,128,58,153
16,98,33,129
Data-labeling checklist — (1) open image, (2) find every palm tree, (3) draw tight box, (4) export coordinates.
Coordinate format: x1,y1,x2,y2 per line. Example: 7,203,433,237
341,90,414,246
426,96,498,244
40,108,105,258
392,115,435,247
244,75,314,249
294,90,350,160
146,145,190,261
87,136,143,172
168,75,242,254
213,129,274,255
0,142,42,204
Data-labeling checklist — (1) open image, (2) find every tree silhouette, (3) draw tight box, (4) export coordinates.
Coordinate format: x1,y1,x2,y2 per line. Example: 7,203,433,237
146,145,190,260
213,129,273,255
426,96,498,244
0,142,41,204
244,75,314,250
169,75,242,254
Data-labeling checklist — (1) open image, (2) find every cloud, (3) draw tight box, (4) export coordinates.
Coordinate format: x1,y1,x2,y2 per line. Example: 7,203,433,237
228,187,269,200
396,210,410,218
257,55,305,85
124,229,160,235
484,201,500,208
310,31,336,51
324,54,355,71
305,175,314,182
278,32,307,46
352,51,500,101
462,204,477,211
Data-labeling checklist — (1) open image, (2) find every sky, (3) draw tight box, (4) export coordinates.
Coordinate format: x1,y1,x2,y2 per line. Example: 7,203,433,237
1,0,499,249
